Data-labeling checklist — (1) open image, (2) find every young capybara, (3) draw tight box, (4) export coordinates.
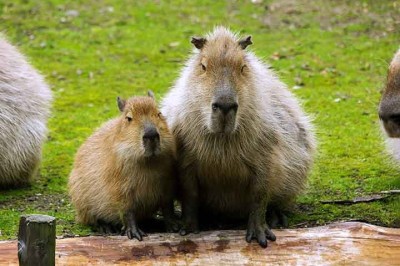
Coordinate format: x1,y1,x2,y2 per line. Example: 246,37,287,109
379,49,400,160
161,27,316,248
68,92,177,240
0,36,52,189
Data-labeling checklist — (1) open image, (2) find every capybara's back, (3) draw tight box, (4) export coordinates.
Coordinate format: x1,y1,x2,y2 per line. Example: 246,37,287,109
0,36,52,188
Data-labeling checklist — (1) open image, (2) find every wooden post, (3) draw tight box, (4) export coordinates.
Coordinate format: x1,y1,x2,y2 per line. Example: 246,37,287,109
18,214,56,266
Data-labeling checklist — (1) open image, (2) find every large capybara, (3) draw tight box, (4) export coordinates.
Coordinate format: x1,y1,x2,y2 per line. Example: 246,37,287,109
161,27,316,247
68,92,177,240
379,49,400,160
0,36,52,189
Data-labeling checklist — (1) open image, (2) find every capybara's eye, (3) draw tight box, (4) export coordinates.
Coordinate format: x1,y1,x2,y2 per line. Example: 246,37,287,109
201,63,206,71
126,116,132,122
241,65,247,73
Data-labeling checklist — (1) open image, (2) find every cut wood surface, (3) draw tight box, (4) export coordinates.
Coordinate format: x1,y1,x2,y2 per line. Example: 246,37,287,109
0,222,399,265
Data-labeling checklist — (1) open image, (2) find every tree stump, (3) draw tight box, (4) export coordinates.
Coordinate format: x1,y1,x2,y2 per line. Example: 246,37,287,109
18,215,56,266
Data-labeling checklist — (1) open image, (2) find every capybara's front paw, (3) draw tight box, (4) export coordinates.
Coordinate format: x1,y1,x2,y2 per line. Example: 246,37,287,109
96,220,121,235
125,226,147,241
179,218,199,236
267,208,288,229
165,217,181,233
246,217,276,248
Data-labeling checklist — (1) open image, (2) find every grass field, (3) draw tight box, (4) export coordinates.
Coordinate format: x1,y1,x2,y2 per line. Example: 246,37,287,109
0,0,399,240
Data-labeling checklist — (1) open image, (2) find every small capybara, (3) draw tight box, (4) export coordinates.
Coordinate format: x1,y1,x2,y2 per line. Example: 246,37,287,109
68,92,177,240
379,49,400,160
161,27,316,248
0,36,52,189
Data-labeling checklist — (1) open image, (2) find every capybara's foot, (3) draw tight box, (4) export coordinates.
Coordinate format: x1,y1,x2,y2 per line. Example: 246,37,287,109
179,218,199,236
96,220,121,235
267,208,289,229
165,217,181,233
246,216,276,248
124,226,147,241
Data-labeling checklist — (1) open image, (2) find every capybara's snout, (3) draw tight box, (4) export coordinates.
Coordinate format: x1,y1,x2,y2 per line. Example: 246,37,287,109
210,89,238,134
379,91,400,138
142,123,161,157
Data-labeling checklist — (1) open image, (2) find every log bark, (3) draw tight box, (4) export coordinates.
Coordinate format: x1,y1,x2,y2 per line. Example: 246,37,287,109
17,215,56,266
0,222,398,265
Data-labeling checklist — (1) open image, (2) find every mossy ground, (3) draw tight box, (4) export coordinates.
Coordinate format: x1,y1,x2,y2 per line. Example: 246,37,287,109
0,0,399,240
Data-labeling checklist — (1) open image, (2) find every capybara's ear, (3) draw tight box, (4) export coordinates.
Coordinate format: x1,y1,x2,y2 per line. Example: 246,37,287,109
238,36,252,50
147,90,155,100
117,96,126,112
191,37,207,49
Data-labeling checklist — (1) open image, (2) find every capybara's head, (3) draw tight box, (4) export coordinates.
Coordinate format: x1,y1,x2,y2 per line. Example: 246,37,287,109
379,49,400,138
189,27,253,134
116,91,174,159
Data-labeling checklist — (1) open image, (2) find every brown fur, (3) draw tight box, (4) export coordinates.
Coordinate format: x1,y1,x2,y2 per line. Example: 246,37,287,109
379,49,400,138
161,27,316,247
379,49,400,160
68,95,176,236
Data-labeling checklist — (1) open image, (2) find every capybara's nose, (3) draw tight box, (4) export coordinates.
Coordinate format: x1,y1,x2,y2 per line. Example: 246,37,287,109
379,97,400,124
143,126,159,141
212,102,238,115
380,112,400,125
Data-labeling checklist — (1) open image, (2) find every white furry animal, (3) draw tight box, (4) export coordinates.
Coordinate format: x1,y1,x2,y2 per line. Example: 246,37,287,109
0,36,52,188
161,27,316,248
379,49,400,161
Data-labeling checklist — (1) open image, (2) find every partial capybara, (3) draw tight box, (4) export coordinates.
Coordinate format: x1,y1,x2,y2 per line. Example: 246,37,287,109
0,36,52,189
379,49,400,160
161,27,316,247
68,92,177,240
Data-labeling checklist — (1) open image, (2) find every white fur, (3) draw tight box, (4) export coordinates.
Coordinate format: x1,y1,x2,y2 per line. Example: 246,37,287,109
381,121,400,162
385,138,400,161
0,36,52,187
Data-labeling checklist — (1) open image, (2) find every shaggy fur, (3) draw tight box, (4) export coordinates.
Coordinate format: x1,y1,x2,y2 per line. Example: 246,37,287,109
161,27,316,247
0,36,52,188
379,49,400,160
68,95,176,239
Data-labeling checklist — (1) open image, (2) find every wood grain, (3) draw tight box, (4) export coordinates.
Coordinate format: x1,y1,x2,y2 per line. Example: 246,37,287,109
1,222,399,265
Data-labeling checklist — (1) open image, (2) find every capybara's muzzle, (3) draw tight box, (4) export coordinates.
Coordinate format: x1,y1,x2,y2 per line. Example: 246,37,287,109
142,124,161,156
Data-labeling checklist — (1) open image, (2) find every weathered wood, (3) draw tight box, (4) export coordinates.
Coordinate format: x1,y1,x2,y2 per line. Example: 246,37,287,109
0,222,398,265
320,194,390,204
17,215,56,266
380,190,400,194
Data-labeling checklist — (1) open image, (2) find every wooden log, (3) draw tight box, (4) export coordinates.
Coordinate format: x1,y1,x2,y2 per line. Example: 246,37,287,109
17,215,56,266
0,222,398,265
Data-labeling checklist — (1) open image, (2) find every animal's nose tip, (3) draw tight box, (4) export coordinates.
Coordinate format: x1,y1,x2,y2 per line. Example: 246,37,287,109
388,114,400,125
212,102,238,114
143,127,159,141
384,114,400,125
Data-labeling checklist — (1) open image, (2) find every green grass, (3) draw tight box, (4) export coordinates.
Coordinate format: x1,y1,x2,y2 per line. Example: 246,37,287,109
0,0,399,239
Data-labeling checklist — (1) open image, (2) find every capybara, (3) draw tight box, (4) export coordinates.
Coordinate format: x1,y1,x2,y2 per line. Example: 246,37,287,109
68,92,177,240
0,36,52,189
379,49,400,160
161,27,316,247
